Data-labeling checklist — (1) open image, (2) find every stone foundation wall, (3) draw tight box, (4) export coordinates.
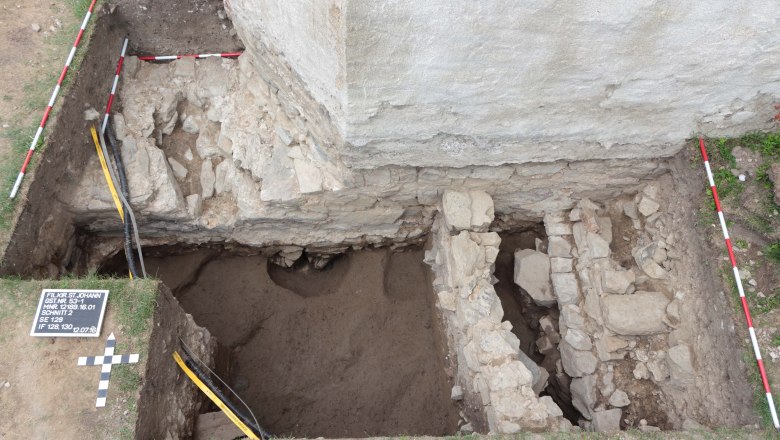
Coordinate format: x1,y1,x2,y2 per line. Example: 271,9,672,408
424,190,570,433
66,55,670,269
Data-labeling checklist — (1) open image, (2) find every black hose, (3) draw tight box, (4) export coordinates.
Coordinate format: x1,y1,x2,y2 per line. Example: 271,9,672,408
105,123,140,279
181,352,271,440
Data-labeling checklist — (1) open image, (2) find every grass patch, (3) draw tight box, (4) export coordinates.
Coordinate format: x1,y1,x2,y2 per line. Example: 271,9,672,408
744,351,780,430
766,243,780,264
738,132,780,158
0,274,156,438
0,0,101,260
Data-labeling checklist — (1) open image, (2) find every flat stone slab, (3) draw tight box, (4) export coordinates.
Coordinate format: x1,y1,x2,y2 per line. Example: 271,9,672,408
602,291,670,335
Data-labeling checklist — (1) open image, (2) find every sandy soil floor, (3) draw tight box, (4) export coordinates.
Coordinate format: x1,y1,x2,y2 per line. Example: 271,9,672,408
138,246,460,438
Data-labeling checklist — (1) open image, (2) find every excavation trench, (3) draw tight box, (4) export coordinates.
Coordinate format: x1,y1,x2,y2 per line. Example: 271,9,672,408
1,0,761,434
493,227,583,424
101,244,460,438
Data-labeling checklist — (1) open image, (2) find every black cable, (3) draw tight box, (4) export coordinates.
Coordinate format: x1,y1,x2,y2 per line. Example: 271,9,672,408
105,123,140,279
179,349,271,440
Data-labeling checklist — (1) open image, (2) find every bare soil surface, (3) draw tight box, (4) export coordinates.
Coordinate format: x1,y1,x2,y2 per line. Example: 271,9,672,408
110,0,243,55
130,246,460,438
0,281,153,440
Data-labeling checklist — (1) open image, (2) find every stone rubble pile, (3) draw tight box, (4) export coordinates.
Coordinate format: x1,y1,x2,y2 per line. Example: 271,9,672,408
426,190,571,433
508,188,699,432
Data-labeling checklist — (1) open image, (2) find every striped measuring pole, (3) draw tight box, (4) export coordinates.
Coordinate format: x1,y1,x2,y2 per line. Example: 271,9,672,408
136,51,242,61
101,38,128,134
699,136,780,430
9,0,98,199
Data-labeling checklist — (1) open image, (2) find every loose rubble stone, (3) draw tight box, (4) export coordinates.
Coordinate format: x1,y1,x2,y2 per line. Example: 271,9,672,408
84,108,100,121
539,315,557,334
451,385,463,400
595,335,629,361
539,396,563,417
564,328,593,351
667,344,695,385
597,216,613,243
547,236,572,257
182,114,201,134
602,270,635,294
633,243,668,279
638,195,660,216
552,273,580,305
560,340,597,377
31,23,41,32
647,358,670,382
514,249,554,306
622,200,639,219
200,159,216,198
591,408,622,432
570,374,597,419
167,157,188,179
603,291,670,335
608,389,630,407
586,232,610,258
633,362,650,380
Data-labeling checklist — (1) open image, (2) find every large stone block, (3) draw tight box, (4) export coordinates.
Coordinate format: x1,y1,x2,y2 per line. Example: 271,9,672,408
514,249,554,306
602,291,670,335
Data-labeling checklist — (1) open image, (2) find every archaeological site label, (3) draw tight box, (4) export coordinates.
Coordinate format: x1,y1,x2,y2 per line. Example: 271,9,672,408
30,289,109,337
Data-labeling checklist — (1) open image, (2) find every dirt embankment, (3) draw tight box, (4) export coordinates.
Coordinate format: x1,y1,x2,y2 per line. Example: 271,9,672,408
1,0,242,278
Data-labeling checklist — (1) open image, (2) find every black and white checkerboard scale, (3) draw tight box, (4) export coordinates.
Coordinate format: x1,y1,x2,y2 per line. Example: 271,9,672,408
77,332,139,407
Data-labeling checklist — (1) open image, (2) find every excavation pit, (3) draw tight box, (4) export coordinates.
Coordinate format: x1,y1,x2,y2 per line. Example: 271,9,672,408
101,245,460,438
492,227,583,424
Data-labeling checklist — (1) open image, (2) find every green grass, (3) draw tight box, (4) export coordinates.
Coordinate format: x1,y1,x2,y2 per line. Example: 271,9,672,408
0,274,157,438
0,0,100,259
738,132,780,158
744,351,780,431
766,243,780,264
716,137,738,168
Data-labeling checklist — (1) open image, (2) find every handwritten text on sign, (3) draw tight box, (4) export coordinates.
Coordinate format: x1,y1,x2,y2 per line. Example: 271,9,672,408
30,289,109,337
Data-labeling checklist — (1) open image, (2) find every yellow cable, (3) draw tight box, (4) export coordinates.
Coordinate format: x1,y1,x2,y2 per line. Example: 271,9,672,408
90,126,124,222
173,351,260,440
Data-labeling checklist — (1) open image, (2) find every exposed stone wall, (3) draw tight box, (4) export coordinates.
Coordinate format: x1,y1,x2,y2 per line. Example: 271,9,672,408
509,181,755,431
225,0,346,143
228,0,780,169
425,190,570,433
66,55,671,265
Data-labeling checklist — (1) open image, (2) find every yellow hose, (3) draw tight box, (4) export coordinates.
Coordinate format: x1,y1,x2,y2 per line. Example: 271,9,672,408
90,126,124,222
173,351,260,440
90,126,132,279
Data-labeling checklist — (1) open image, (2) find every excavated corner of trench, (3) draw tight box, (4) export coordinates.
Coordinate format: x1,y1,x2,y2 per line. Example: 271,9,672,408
100,244,461,438
0,0,763,438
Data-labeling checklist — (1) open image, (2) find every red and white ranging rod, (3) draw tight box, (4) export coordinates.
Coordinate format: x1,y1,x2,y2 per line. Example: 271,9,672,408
101,38,128,134
9,0,98,199
699,137,780,430
136,52,242,61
